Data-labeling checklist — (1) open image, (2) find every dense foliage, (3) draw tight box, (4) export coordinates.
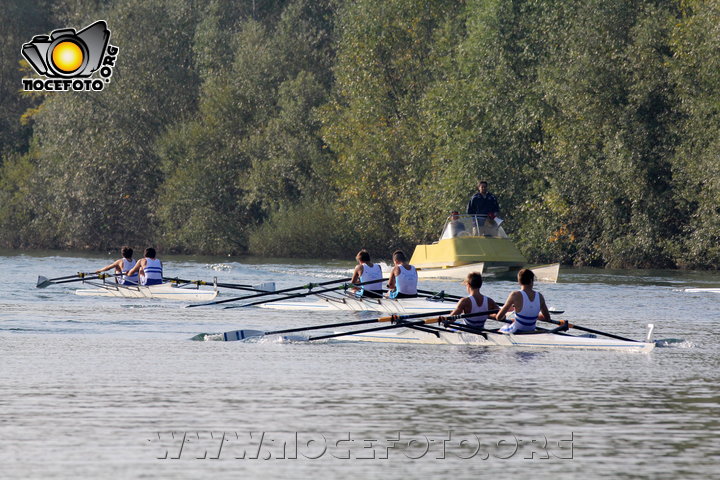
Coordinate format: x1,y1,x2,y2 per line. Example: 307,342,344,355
0,0,718,268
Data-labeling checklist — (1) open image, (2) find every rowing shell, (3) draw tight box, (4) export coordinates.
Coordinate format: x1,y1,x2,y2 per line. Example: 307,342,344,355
258,294,456,314
331,326,656,352
75,281,218,301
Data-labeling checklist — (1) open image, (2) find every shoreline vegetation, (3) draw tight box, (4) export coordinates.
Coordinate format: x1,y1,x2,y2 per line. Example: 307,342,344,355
1,1,719,270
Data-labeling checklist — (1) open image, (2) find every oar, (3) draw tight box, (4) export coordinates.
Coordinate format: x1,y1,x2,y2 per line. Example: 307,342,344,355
197,309,454,341
163,277,275,293
36,272,120,288
223,277,389,309
417,288,463,301
308,309,500,341
186,277,353,308
538,318,639,342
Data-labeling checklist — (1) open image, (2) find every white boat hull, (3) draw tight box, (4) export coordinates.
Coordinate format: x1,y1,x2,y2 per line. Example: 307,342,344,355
75,282,218,301
684,288,720,293
258,295,456,314
334,327,655,352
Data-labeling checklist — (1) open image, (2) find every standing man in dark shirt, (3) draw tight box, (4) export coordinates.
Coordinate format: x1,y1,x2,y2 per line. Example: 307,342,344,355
467,180,500,218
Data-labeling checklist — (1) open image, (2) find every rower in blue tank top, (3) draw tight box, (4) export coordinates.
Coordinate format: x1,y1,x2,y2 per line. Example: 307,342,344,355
447,272,499,329
496,269,551,333
351,249,384,297
125,247,164,286
95,246,139,285
387,250,418,299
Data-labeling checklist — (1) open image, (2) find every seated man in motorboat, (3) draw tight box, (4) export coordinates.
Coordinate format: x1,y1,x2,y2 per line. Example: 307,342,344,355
386,250,418,298
446,272,499,330
95,246,139,285
125,247,164,286
496,269,551,333
441,211,467,239
351,249,384,297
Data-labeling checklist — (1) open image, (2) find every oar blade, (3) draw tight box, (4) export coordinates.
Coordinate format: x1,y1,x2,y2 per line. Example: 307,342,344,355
36,276,51,288
254,282,275,292
222,329,265,341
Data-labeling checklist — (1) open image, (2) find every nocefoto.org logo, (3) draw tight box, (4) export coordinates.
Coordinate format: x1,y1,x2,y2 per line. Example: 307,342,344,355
21,20,119,92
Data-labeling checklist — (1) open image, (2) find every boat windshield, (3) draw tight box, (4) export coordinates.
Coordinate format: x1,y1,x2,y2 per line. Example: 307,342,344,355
440,214,508,240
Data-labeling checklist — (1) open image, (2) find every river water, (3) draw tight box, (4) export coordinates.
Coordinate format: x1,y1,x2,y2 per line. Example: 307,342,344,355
1,251,718,479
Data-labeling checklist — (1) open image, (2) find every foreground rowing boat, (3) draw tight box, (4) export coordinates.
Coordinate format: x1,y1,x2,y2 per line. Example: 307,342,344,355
331,325,656,352
257,293,456,314
75,281,218,301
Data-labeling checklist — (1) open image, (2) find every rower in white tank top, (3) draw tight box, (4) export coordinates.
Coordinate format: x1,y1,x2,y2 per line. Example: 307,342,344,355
142,257,163,285
500,290,540,333
351,250,385,297
121,258,139,285
359,262,383,294
463,294,489,329
496,269,551,334
387,250,418,299
391,265,418,298
443,272,498,331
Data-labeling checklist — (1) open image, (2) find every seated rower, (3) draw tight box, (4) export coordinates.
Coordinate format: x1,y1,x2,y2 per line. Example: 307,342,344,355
387,250,418,299
496,269,551,333
95,246,139,285
351,249,384,297
125,247,163,286
447,272,499,330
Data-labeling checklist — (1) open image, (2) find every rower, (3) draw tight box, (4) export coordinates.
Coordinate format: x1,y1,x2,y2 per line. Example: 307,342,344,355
95,246,139,285
387,250,418,298
447,272,499,329
351,249,384,297
125,247,163,286
496,269,551,333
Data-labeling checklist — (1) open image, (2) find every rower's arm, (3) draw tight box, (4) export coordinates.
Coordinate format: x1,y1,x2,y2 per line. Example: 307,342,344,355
495,293,516,320
450,297,469,316
487,298,499,318
96,259,121,274
386,266,399,290
350,265,362,285
539,294,551,321
126,259,144,276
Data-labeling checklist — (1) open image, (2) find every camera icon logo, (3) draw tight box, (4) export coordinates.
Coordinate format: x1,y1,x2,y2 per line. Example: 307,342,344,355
21,20,119,92
22,20,109,77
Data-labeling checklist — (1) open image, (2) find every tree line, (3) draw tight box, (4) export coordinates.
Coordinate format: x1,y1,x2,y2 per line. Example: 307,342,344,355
0,0,718,269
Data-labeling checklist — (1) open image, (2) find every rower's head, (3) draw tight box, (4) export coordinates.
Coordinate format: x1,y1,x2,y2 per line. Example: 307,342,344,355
121,246,133,260
356,249,371,264
518,268,535,286
477,180,488,194
464,272,483,290
144,247,156,259
392,250,407,265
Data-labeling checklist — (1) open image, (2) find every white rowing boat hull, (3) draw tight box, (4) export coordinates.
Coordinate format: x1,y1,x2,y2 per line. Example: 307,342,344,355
334,327,655,352
75,282,218,301
258,296,456,314
684,288,720,293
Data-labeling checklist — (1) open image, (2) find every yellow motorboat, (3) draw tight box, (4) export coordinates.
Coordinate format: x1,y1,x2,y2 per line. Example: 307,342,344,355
408,214,559,282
